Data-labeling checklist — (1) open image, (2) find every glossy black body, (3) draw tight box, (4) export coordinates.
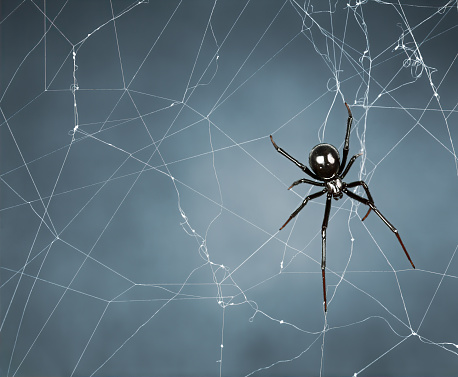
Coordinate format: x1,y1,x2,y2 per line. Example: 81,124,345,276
270,102,415,312
309,143,340,179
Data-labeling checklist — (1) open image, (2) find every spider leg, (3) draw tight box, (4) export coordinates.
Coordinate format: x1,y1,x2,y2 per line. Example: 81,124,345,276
338,102,353,175
321,193,332,312
287,178,324,190
340,153,363,179
346,180,373,220
361,207,372,221
343,188,415,269
279,188,327,230
270,135,322,181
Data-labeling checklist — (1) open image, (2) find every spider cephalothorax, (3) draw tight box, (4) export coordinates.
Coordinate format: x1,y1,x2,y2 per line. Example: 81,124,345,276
325,178,344,199
270,102,415,312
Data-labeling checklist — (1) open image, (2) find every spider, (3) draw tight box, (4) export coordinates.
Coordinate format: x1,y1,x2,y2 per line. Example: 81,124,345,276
270,102,415,312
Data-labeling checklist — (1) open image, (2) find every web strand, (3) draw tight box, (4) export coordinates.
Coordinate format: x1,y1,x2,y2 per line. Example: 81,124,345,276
1,1,457,376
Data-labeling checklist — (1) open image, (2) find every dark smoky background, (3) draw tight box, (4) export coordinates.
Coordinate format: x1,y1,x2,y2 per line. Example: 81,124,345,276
1,1,457,376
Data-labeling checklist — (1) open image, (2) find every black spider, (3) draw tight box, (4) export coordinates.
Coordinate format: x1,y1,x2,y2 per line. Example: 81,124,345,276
270,102,415,312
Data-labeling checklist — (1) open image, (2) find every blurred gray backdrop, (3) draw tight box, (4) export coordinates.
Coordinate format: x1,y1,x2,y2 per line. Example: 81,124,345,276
1,1,457,376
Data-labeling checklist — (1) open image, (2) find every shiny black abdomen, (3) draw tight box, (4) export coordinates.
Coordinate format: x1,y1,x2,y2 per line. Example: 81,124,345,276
309,143,340,179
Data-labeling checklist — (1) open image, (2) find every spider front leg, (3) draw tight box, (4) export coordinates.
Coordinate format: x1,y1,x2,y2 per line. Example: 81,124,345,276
278,189,326,230
343,188,415,269
321,193,332,312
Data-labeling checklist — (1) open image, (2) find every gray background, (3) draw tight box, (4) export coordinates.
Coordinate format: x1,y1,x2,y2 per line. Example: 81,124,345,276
1,1,457,376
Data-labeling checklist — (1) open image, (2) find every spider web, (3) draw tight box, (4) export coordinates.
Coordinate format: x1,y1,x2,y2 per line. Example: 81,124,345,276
1,1,457,376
